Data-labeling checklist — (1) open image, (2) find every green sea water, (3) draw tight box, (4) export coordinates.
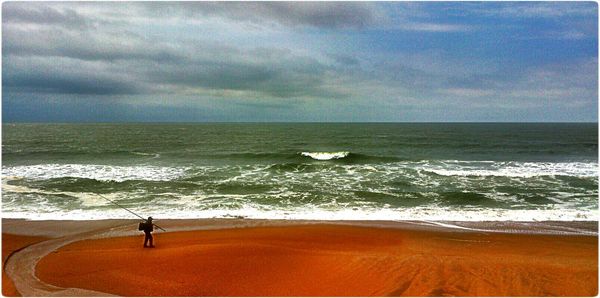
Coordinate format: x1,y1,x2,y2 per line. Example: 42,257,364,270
2,123,598,222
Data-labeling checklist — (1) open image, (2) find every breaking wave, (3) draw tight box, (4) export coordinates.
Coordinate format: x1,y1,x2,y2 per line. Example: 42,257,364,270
2,164,189,182
414,160,598,178
2,160,597,223
300,151,350,160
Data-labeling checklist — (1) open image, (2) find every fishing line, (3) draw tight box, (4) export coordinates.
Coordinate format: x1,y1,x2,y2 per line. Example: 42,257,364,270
96,193,166,231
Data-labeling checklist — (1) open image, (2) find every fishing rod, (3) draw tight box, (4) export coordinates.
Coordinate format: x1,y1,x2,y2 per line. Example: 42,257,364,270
96,193,166,232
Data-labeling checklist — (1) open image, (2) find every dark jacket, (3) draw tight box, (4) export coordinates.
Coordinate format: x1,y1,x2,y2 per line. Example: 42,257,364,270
142,222,154,233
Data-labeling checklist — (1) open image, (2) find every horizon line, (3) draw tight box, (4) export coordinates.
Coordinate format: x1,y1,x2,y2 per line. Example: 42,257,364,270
2,121,598,125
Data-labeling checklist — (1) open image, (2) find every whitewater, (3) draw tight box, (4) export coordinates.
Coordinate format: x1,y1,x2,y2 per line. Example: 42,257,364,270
2,123,598,222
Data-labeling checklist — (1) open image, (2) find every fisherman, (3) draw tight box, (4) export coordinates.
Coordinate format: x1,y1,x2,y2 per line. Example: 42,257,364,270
94,193,165,246
142,216,155,248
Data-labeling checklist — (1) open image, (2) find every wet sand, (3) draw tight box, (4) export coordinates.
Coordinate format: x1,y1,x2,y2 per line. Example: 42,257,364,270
2,234,50,296
28,222,597,296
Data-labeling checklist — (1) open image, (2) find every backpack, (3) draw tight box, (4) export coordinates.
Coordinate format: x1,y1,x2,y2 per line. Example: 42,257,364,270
138,222,145,231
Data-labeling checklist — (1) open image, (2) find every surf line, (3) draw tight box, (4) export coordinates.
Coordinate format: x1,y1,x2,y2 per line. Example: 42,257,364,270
95,193,166,232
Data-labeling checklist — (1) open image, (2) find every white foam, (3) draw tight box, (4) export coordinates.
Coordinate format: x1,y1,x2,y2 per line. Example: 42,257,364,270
2,205,597,225
2,160,596,225
2,164,188,182
2,177,125,207
300,151,350,160
414,161,597,178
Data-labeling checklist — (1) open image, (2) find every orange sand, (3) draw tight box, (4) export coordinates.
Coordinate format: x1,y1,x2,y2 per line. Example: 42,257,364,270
36,224,597,296
2,234,49,296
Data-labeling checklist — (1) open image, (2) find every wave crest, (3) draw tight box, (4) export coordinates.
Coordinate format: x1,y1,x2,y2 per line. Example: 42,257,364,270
300,151,350,160
2,164,188,182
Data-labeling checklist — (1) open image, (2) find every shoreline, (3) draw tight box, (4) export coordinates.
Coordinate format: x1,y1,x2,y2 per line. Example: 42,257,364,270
3,218,598,237
3,218,598,296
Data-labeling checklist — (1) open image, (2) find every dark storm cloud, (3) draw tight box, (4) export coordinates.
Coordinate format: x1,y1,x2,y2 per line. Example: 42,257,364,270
3,26,342,98
3,57,143,95
2,2,351,98
2,2,90,27
0,2,466,100
2,2,597,122
150,62,323,98
139,1,384,29
141,49,345,98
2,26,185,63
4,73,141,95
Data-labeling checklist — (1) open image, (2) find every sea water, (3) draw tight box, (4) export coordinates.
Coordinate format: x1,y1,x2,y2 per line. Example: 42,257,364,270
2,123,597,221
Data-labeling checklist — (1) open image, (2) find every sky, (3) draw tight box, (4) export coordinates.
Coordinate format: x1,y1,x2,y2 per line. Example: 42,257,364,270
2,1,598,122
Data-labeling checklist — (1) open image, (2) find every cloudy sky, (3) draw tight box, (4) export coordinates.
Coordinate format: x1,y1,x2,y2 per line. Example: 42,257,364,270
2,1,598,122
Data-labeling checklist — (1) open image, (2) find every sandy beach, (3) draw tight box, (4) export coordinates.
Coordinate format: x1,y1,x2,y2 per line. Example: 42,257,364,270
2,219,597,296
2,233,49,296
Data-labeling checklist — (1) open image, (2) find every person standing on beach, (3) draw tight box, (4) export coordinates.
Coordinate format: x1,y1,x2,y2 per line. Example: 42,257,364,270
142,217,155,248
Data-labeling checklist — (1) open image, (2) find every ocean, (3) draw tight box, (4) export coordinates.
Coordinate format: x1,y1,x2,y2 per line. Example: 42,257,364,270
2,123,598,221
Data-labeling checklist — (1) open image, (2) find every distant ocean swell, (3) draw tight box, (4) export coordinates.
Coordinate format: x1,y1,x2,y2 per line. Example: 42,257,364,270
2,150,402,164
2,156,597,222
